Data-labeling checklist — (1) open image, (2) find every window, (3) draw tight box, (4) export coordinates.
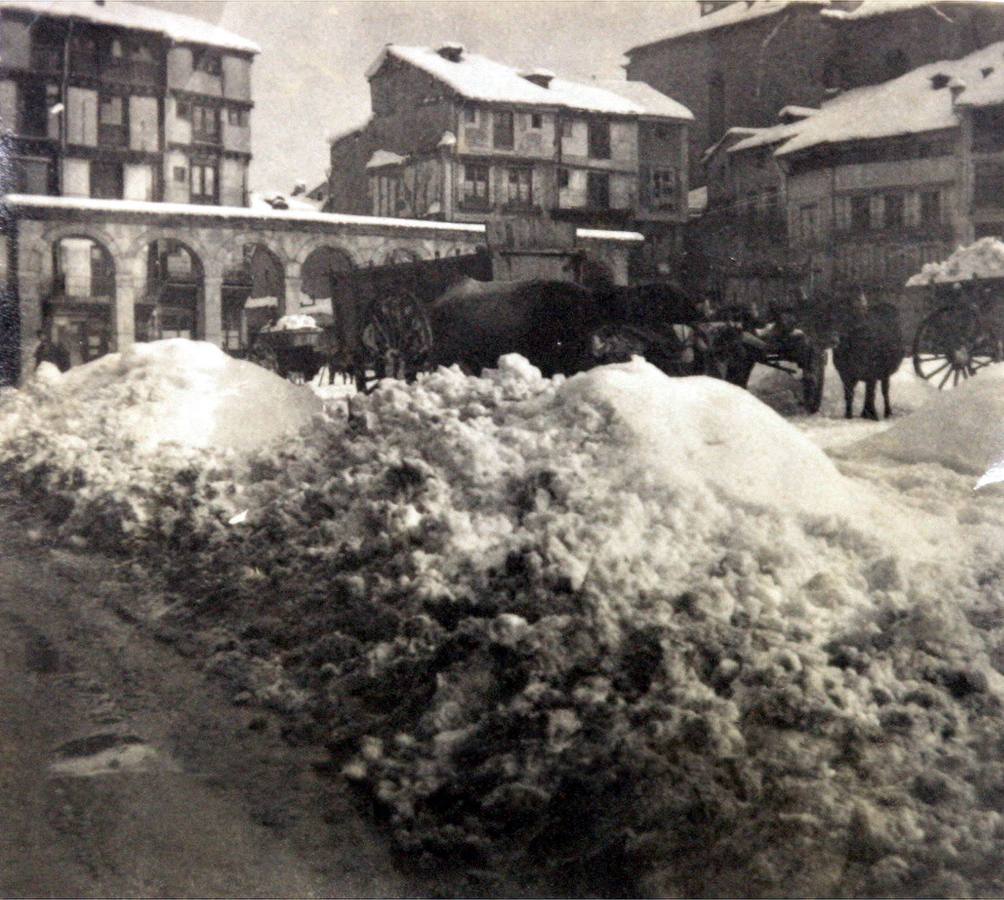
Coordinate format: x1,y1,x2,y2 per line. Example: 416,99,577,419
98,94,127,147
18,81,50,137
70,33,98,75
587,171,610,209
109,39,124,62
560,118,574,139
493,111,514,149
90,161,123,199
190,161,217,203
227,107,248,127
463,105,477,124
177,100,191,120
13,157,51,194
195,50,222,76
851,195,871,232
974,162,1004,209
192,105,219,142
506,167,532,207
530,112,542,129
798,204,818,243
651,167,677,208
883,192,904,229
558,167,570,189
920,190,941,225
461,163,490,209
587,119,610,159
173,166,187,183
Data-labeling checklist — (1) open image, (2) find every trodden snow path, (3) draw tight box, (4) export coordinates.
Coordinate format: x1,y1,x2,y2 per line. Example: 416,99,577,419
0,491,412,900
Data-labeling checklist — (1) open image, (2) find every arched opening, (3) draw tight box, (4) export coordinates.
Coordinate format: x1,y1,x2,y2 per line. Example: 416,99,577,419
45,235,115,367
138,239,203,341
381,247,421,266
300,245,354,302
221,242,284,353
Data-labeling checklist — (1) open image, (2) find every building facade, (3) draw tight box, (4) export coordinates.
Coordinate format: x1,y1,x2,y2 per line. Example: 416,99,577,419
328,44,691,271
624,0,1004,185
0,0,257,206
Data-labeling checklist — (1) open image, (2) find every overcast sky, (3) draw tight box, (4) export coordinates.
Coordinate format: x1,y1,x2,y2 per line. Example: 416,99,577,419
138,0,698,193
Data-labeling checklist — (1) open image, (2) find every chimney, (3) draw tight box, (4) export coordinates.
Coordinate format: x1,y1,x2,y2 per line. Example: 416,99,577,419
521,68,555,89
930,72,950,90
436,43,464,63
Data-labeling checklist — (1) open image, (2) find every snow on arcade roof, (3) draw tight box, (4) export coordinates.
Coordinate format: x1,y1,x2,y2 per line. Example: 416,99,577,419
774,41,1004,157
4,194,644,242
0,0,260,53
366,44,692,120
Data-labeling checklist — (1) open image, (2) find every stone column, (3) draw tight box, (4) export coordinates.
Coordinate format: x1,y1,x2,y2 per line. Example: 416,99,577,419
17,269,42,384
113,273,136,353
202,275,223,346
283,273,302,317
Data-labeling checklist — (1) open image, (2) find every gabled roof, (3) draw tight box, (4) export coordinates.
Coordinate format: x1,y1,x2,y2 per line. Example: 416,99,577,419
775,41,1004,157
701,126,759,163
0,0,259,53
821,0,950,21
366,44,693,120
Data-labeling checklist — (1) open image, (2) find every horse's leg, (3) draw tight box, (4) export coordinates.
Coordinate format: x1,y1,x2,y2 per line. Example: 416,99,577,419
843,378,855,419
881,376,892,418
862,380,879,420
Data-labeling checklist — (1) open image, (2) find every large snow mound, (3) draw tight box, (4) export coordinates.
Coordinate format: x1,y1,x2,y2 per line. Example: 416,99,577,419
1,339,321,455
907,237,1004,286
849,364,1004,475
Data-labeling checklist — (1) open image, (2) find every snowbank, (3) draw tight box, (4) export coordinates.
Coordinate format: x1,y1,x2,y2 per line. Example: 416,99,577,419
265,314,320,332
849,364,1004,475
906,237,1004,286
2,339,321,454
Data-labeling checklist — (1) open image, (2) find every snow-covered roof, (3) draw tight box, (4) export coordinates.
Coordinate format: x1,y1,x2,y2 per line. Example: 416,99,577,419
366,150,408,170
248,191,323,213
775,41,1004,157
4,194,643,242
821,0,946,21
728,119,804,154
626,1,818,54
777,105,818,121
589,79,694,120
0,0,259,53
701,126,759,163
366,44,692,120
326,117,372,146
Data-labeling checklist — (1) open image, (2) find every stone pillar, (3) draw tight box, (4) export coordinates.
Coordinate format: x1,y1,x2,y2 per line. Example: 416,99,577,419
113,273,136,353
202,275,223,346
17,269,42,384
283,273,302,317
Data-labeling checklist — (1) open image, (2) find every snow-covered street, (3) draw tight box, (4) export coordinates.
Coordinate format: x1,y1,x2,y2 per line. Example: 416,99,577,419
3,339,1004,896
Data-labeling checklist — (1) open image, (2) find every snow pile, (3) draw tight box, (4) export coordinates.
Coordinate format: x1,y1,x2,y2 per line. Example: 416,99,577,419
5,352,1004,896
849,364,1004,476
906,237,1004,286
265,314,320,332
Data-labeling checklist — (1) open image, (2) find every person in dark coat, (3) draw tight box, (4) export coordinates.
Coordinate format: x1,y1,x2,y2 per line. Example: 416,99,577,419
34,329,71,373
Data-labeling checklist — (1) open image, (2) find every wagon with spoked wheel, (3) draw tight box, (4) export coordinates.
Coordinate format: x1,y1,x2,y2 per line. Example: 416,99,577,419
907,240,1004,389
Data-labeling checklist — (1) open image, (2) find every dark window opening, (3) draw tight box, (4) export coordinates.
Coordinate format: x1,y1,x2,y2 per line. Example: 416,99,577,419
461,162,490,209
13,157,51,194
975,162,1004,209
973,107,1004,153
98,94,127,147
587,119,611,159
558,167,570,189
173,166,187,183
883,192,904,229
851,195,871,232
506,167,532,208
30,21,64,73
587,171,610,209
90,161,123,199
70,32,99,76
195,50,222,76
463,105,477,123
226,107,248,127
920,190,941,225
191,105,219,142
530,112,542,129
177,100,191,120
493,111,514,149
18,81,51,137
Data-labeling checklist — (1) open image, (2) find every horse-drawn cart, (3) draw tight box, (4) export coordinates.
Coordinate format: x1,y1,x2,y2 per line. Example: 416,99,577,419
907,240,1004,389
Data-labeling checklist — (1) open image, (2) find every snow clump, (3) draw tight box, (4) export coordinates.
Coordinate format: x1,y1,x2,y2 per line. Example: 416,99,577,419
907,237,1004,286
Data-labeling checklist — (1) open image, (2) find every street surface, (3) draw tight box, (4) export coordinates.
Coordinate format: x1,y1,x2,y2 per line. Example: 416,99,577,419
0,493,410,899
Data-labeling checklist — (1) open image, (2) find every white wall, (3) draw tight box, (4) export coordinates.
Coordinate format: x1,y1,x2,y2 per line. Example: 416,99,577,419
62,158,90,197
165,96,191,145
129,96,159,152
220,157,245,206
0,80,16,133
163,150,190,203
67,87,97,146
124,164,155,201
222,56,252,101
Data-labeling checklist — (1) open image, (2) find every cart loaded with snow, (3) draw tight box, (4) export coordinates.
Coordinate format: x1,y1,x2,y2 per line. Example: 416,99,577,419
906,238,1004,388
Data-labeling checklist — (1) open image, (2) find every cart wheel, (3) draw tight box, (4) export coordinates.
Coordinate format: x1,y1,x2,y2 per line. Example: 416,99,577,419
913,305,999,389
801,345,826,414
358,292,434,392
